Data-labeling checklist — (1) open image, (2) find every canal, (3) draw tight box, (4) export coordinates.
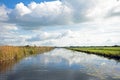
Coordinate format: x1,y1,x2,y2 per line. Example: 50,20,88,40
0,48,120,80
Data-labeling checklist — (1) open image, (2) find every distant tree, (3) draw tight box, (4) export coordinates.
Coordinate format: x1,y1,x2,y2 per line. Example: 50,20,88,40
112,45,119,47
25,45,30,47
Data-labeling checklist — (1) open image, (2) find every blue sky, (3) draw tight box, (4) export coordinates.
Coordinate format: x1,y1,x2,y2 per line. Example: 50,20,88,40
0,0,120,46
0,0,55,8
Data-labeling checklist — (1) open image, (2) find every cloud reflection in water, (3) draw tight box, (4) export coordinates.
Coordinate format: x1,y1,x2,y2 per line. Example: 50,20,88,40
7,48,120,80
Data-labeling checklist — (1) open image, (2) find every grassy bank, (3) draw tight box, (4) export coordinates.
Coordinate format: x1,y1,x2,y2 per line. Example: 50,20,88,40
0,46,54,62
68,46,120,60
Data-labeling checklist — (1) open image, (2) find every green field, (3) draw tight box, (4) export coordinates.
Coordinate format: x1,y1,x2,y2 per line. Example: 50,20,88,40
68,47,120,60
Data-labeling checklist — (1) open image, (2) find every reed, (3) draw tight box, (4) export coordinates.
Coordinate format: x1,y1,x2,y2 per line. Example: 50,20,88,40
0,46,54,62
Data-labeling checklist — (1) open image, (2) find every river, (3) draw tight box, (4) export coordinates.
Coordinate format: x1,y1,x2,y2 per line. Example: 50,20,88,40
0,48,120,80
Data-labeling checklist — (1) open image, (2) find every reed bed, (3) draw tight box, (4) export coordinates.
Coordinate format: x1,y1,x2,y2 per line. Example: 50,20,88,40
0,46,54,62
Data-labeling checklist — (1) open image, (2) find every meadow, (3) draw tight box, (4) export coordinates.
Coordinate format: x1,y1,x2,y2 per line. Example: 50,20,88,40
0,46,54,62
68,46,120,60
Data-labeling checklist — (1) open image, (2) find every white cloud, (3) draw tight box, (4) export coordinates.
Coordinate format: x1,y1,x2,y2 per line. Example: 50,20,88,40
0,0,120,29
0,5,9,21
1,24,120,46
0,0,120,46
0,22,29,46
15,2,31,16
27,32,59,41
8,1,72,29
24,24,120,46
27,30,73,42
0,23,17,45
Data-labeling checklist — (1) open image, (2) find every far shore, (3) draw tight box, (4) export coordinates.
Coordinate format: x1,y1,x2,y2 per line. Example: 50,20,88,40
68,46,120,60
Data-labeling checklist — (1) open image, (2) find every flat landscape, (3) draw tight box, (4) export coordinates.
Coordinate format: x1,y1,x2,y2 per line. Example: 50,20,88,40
0,0,120,80
0,48,120,80
68,46,120,60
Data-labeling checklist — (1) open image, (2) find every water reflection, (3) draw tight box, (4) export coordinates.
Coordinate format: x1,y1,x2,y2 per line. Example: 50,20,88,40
0,61,17,73
1,48,120,80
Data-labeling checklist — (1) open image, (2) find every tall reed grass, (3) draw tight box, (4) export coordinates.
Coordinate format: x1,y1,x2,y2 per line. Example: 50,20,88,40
0,46,54,61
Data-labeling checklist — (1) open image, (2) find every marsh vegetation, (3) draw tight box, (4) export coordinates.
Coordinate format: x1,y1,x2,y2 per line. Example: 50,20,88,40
0,46,54,62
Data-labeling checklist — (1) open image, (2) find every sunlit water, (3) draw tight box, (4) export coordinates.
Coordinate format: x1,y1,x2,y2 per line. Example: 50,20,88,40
0,48,120,80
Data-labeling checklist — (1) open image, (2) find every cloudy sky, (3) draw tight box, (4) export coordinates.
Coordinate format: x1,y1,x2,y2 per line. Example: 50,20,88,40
0,0,120,46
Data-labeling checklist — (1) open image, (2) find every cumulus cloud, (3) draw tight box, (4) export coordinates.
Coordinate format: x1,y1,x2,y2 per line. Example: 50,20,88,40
0,0,120,46
0,0,118,29
86,0,120,19
7,1,72,29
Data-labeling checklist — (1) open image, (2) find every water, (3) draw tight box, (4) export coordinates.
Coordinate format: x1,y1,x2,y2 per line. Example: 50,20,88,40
0,48,120,80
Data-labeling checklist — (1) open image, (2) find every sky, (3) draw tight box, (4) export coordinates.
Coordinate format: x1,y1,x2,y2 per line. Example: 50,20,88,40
0,0,120,46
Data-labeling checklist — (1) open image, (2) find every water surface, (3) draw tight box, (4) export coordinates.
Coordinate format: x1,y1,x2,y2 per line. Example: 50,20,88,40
0,48,120,80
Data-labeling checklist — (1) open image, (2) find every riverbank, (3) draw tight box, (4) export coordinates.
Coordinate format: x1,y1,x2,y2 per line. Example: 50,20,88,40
68,47,120,60
0,46,54,62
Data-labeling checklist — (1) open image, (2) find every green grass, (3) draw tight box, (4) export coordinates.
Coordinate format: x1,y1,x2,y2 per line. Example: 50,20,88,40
0,46,54,62
68,46,120,60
